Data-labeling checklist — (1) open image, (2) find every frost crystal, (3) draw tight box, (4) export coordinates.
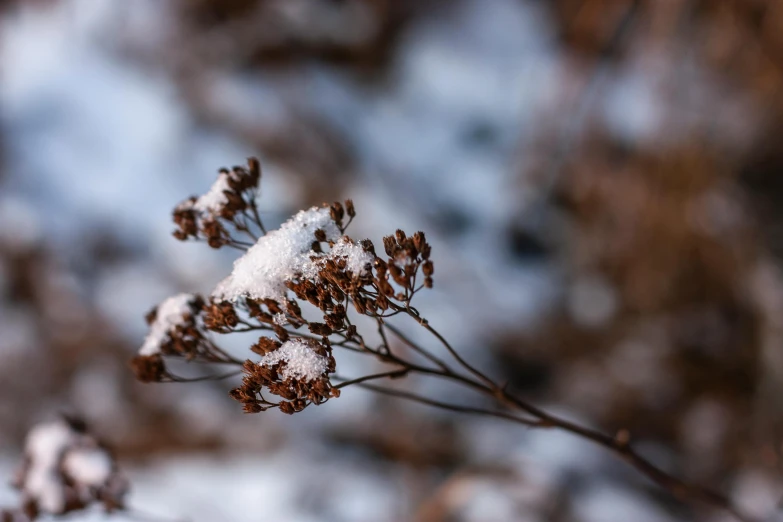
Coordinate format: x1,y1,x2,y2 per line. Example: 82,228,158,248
328,237,374,276
24,422,76,513
213,207,340,302
139,293,195,356
193,171,234,214
260,338,328,382
273,312,289,326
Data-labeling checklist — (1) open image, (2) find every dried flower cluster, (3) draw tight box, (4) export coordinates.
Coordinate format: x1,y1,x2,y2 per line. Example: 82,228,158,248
172,158,264,249
132,157,434,416
2,417,127,522
130,158,752,522
131,292,237,383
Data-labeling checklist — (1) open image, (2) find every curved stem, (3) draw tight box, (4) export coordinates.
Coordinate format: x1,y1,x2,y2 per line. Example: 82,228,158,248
333,368,409,389
375,305,753,521
353,382,543,427
387,301,496,388
382,321,451,371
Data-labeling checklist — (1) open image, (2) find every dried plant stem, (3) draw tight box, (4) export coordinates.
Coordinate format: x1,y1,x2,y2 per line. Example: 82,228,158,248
376,311,753,522
334,368,409,389
352,381,544,427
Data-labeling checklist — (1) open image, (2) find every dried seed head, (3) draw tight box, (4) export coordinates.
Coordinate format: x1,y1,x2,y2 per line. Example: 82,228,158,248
413,231,426,250
308,323,333,336
251,337,281,356
383,236,396,257
130,354,166,383
330,202,344,224
247,156,261,185
244,402,264,414
274,325,290,342
345,199,356,218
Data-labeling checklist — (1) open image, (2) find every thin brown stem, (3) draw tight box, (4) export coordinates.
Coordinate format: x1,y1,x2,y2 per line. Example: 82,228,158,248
370,304,752,520
387,301,496,387
353,382,543,427
333,368,409,389
382,321,451,371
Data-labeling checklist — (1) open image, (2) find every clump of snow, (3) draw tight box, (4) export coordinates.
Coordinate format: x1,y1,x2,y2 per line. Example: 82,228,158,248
213,207,341,302
63,448,113,487
328,238,374,276
20,421,119,515
24,422,76,513
193,171,234,214
139,293,195,356
260,338,328,382
273,313,289,326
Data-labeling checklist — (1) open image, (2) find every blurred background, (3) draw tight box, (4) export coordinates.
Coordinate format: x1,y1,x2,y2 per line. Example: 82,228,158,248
1,0,783,520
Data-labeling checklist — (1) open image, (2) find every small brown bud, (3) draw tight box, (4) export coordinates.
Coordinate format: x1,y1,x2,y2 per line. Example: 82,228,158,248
131,355,166,383
243,402,264,414
330,202,344,222
251,337,281,355
359,239,375,256
345,199,356,218
247,157,261,184
229,388,245,401
144,307,158,326
274,325,290,342
308,323,333,336
314,228,327,242
413,231,426,250
382,236,395,257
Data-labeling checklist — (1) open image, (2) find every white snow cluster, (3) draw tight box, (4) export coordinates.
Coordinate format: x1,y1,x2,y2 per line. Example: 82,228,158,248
212,207,376,303
212,207,341,302
24,422,75,513
193,171,234,214
328,237,375,276
260,338,329,382
139,293,195,356
22,421,114,514
63,448,113,487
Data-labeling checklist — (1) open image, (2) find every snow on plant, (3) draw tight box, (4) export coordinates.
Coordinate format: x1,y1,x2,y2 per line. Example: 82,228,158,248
128,158,752,521
2,417,127,521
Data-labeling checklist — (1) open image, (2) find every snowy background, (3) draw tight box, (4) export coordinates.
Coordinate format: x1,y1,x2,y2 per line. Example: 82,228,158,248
2,0,783,520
